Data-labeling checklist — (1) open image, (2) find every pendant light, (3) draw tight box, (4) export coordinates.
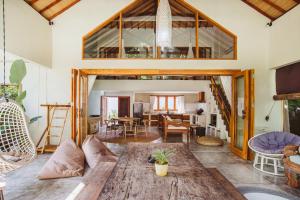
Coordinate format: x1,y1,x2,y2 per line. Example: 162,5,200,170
187,29,194,58
156,0,172,49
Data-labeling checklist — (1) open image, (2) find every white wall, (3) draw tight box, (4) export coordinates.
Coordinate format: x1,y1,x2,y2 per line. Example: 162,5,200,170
88,90,103,116
269,6,300,68
50,0,278,134
0,51,49,144
0,0,52,67
9,0,299,144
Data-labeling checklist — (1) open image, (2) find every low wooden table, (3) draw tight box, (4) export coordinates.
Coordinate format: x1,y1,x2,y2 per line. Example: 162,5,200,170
98,143,245,200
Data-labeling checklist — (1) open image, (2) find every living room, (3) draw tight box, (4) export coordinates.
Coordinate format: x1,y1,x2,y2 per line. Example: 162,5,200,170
0,0,300,199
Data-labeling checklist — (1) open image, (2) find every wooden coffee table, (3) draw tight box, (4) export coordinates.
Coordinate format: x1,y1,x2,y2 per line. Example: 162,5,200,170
98,143,245,200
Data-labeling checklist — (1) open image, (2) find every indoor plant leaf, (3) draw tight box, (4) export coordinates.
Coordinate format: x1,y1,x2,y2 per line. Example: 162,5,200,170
9,59,27,85
15,90,27,103
29,116,42,124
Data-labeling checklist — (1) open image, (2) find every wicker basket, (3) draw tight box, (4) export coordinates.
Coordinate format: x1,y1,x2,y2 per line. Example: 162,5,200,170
283,158,300,188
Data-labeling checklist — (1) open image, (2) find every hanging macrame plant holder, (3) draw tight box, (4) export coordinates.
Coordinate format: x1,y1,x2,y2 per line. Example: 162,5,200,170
156,0,172,49
0,0,36,174
187,42,194,58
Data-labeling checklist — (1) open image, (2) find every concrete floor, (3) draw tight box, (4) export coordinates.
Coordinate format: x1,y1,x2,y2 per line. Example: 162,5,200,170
4,129,300,200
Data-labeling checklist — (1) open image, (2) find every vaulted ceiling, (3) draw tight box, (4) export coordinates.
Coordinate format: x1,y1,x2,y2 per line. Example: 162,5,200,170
242,0,299,21
25,0,299,22
24,0,80,21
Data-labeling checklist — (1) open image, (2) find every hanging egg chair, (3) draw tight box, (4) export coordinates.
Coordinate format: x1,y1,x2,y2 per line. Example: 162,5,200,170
0,100,36,174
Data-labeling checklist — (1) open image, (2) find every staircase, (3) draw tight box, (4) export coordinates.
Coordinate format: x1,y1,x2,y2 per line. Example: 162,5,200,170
210,77,231,134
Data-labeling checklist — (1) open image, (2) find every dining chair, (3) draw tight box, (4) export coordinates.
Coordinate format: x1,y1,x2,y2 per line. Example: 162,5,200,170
104,119,117,137
123,121,137,139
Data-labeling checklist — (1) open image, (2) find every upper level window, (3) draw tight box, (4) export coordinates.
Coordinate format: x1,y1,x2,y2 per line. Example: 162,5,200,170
83,0,237,60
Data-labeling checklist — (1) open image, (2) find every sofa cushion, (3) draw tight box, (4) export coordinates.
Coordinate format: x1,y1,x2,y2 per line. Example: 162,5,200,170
250,132,300,154
38,139,85,180
82,135,118,168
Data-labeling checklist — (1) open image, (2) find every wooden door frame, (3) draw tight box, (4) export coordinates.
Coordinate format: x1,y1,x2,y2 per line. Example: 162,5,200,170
230,69,255,160
71,68,254,159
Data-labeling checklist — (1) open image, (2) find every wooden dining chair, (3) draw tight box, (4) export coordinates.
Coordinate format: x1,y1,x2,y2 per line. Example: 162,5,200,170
123,121,137,139
104,119,117,137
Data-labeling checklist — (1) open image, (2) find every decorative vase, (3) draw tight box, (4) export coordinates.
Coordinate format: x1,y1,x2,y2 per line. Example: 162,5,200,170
155,163,168,176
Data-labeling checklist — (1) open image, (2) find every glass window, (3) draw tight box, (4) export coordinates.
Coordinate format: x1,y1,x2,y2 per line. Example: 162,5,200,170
159,97,166,110
122,1,156,58
83,0,237,60
84,16,120,58
287,100,300,136
168,97,175,110
198,15,235,59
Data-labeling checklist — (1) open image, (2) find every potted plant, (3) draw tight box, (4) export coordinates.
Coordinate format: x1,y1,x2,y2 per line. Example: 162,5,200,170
152,149,174,177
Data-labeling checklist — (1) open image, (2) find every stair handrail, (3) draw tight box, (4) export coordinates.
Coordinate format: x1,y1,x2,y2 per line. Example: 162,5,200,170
210,77,231,128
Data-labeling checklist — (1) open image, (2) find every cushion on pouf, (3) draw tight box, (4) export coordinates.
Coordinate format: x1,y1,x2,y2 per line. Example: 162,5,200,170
38,139,85,180
82,135,118,168
196,136,224,146
250,132,300,154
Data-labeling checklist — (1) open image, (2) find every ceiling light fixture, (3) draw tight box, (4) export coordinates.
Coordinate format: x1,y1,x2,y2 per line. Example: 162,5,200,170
156,0,172,49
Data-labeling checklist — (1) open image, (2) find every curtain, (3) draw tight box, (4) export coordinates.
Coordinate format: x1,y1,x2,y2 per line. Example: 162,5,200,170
150,96,157,112
276,61,300,95
176,96,185,113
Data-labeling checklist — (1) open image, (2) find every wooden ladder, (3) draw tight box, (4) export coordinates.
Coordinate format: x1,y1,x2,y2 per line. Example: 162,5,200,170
37,104,71,154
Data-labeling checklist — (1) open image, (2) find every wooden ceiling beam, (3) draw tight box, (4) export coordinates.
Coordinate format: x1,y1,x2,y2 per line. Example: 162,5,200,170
48,0,80,21
261,0,286,13
39,0,62,14
28,0,39,5
242,0,276,21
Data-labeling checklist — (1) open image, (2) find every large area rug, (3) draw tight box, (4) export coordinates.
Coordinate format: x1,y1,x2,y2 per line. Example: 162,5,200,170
97,130,161,144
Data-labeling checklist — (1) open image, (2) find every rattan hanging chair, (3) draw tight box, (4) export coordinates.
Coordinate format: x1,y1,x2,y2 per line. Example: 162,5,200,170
0,101,36,174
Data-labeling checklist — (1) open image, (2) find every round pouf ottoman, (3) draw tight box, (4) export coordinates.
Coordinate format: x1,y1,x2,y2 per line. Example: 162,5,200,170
196,136,224,146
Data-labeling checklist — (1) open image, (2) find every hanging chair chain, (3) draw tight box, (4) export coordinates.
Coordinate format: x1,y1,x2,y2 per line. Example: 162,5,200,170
2,0,6,100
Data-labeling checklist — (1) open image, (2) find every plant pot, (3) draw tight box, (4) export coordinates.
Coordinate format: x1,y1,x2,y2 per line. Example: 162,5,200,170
155,163,168,176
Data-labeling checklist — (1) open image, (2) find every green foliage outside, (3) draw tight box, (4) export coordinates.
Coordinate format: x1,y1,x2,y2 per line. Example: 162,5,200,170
108,109,118,119
0,59,41,124
288,100,300,113
152,149,175,165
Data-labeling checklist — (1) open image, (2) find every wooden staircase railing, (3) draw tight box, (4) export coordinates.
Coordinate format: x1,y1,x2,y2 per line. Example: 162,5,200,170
210,77,231,131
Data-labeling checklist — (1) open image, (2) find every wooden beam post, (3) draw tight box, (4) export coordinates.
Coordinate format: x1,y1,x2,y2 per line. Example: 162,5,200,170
195,12,199,58
119,12,123,58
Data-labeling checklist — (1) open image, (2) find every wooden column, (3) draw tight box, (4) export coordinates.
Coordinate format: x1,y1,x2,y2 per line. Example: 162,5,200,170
71,69,78,142
118,13,123,58
195,12,199,58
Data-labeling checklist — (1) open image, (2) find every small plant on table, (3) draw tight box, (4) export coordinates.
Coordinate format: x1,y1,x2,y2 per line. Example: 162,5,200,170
152,149,175,176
